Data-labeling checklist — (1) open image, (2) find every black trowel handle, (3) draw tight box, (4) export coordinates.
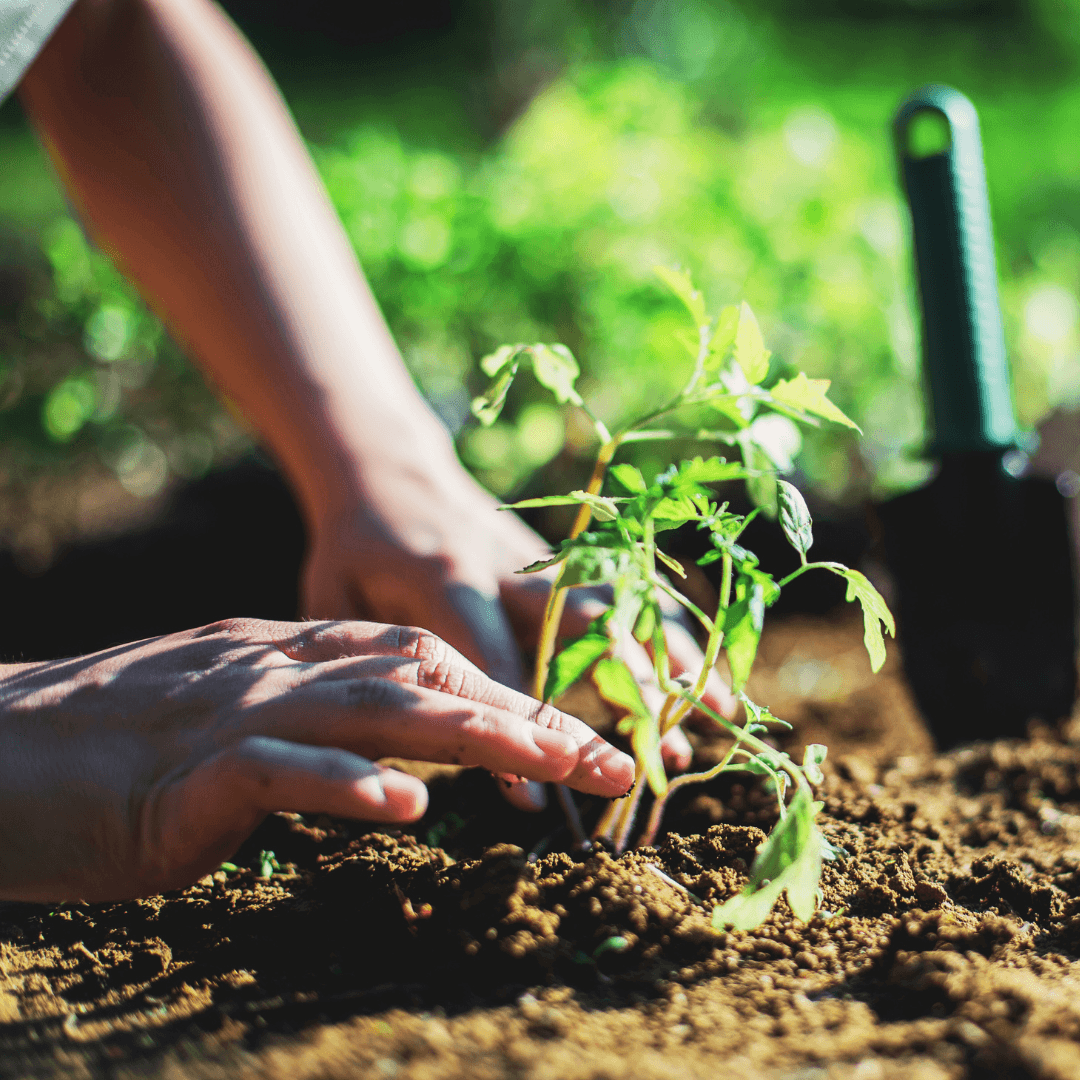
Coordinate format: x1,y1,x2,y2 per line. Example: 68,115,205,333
894,85,1018,455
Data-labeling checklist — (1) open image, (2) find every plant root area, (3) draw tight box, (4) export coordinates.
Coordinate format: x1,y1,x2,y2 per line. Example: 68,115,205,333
5,615,1080,1079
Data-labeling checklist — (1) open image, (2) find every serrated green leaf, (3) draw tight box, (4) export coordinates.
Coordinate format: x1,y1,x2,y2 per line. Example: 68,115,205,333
737,432,777,517
702,393,752,429
650,494,700,530
725,754,781,778
655,548,686,579
712,786,822,930
777,480,813,558
593,656,649,717
739,692,793,734
544,617,611,701
594,656,667,796
704,304,740,372
610,463,647,494
673,455,748,486
831,568,895,673
502,495,588,510
733,302,771,385
770,373,861,432
568,490,620,522
530,343,583,406
802,744,828,786
632,601,657,643
746,565,781,607
516,550,570,575
559,544,632,588
724,585,764,691
503,491,621,521
481,344,526,377
655,265,707,327
471,363,519,426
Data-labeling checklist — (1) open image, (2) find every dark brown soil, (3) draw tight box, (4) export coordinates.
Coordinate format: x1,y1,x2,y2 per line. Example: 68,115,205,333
4,612,1080,1079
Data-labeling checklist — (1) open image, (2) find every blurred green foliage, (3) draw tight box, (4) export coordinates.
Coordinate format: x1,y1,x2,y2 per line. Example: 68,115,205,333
3,0,1080,510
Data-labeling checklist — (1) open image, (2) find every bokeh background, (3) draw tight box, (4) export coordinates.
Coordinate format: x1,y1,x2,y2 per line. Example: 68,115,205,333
2,0,1080,574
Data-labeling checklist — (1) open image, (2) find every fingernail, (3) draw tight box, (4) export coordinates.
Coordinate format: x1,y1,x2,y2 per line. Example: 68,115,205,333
354,773,388,806
355,771,428,820
596,747,636,793
531,725,577,759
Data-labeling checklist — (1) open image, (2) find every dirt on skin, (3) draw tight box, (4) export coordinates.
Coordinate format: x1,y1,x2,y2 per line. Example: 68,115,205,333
4,613,1080,1079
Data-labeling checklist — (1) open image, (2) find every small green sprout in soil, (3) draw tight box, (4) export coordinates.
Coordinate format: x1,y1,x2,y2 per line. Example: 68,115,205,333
258,850,281,879
471,267,894,931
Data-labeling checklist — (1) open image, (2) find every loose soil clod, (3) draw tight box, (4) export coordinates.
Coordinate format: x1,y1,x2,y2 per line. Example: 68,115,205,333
3,611,1080,1079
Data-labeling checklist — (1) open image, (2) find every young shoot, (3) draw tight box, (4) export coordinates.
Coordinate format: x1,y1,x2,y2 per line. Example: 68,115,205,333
471,267,894,931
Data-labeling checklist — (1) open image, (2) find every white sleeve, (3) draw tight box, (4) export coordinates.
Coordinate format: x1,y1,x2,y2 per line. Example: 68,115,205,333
0,0,77,104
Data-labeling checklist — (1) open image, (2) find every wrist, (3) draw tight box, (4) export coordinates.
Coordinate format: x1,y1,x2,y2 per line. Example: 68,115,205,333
274,393,465,531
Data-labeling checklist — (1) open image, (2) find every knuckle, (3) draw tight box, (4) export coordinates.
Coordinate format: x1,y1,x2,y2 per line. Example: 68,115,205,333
398,628,470,696
196,617,267,642
394,625,442,662
529,700,576,737
419,657,467,697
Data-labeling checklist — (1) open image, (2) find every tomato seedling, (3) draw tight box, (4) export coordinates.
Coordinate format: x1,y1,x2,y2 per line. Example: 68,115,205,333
472,267,893,930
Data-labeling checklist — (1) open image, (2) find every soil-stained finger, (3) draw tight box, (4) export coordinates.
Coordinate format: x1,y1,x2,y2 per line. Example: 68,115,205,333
247,678,635,797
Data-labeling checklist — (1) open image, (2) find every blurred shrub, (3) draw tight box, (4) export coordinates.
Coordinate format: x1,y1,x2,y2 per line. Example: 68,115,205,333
0,216,248,509
4,0,1080,521
313,62,918,500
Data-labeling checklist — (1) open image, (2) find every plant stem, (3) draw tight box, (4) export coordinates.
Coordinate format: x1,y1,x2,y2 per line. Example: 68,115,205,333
555,782,589,848
593,795,621,843
611,764,647,853
679,692,805,791
637,552,736,849
649,575,714,636
618,429,740,445
777,560,846,590
531,437,619,844
530,438,619,702
661,552,732,735
638,741,745,848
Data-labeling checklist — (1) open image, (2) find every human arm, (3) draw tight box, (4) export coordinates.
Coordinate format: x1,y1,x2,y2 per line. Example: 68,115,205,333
16,0,735,793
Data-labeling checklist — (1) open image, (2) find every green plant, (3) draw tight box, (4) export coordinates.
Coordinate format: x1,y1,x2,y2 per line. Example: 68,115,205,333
471,267,894,931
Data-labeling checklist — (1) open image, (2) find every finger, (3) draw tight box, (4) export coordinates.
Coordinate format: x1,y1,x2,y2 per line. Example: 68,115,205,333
258,631,634,798
281,585,526,693
225,736,427,819
253,678,634,797
153,737,429,878
660,725,693,772
662,621,739,720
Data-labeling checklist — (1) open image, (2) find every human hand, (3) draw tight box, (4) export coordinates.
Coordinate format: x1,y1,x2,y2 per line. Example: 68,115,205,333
0,619,634,903
300,458,738,808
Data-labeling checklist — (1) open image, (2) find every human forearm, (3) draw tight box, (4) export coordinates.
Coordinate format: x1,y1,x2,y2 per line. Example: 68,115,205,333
18,0,454,526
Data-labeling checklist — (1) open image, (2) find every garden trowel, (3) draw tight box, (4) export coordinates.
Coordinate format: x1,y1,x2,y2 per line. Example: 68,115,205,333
876,84,1077,748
